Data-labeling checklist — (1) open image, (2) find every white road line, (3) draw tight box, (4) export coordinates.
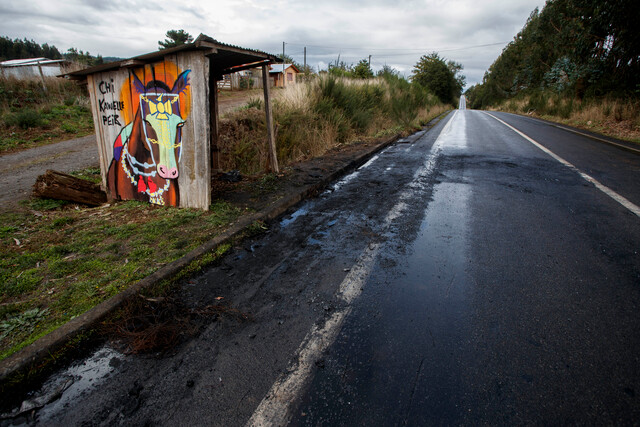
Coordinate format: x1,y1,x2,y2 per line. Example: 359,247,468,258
247,112,457,427
483,112,640,218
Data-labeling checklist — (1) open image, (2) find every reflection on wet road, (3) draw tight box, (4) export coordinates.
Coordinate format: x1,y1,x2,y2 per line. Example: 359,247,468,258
282,108,640,425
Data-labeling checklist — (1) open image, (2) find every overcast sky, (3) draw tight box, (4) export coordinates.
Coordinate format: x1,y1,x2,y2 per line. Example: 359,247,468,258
0,0,547,88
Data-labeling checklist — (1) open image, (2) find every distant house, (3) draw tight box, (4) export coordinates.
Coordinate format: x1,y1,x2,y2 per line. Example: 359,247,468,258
0,57,70,80
269,63,300,87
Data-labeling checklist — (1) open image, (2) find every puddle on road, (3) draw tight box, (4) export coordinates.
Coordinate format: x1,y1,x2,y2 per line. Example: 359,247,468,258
328,170,361,194
6,346,123,424
280,202,311,228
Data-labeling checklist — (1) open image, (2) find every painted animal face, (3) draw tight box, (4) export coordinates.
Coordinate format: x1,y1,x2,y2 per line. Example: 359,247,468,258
132,70,191,181
140,93,185,179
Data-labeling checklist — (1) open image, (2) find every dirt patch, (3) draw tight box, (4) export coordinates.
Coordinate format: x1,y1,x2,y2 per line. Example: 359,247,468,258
0,135,99,212
211,138,393,212
218,89,263,118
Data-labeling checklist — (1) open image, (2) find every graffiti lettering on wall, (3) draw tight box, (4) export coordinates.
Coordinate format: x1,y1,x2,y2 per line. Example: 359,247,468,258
97,79,124,126
106,62,192,206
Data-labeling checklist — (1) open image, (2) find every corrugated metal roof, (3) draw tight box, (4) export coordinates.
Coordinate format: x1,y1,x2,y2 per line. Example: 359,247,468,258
63,34,282,79
1,58,66,67
269,64,297,74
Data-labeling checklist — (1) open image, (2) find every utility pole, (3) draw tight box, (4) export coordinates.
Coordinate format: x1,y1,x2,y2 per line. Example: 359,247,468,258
304,47,307,72
282,41,286,88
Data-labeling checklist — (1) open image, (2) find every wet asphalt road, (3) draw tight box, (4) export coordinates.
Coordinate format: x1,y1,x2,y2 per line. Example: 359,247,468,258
13,103,640,425
287,108,640,425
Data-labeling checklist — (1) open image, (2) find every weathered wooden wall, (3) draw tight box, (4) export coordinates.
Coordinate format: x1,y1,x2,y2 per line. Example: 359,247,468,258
85,52,211,210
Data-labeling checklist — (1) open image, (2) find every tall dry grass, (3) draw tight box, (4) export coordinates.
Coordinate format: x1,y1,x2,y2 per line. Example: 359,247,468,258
218,75,447,174
0,76,88,113
494,92,640,143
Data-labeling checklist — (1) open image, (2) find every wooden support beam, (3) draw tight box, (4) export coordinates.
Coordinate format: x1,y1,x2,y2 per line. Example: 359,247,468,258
220,59,271,76
37,62,47,93
262,64,279,173
210,58,221,172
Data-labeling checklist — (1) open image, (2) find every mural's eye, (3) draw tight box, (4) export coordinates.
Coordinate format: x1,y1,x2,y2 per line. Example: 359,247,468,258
177,122,185,128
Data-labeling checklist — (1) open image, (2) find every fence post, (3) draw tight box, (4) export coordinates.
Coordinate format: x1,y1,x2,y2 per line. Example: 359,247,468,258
262,64,279,173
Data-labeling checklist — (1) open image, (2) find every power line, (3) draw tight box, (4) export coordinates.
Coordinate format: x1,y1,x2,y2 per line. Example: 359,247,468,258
284,41,508,52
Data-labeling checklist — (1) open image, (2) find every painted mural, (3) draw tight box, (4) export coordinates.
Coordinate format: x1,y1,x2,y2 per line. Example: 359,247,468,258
106,62,192,206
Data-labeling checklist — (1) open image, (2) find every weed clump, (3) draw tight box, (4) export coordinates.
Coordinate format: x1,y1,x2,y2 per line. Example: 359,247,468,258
101,294,250,354
5,109,43,129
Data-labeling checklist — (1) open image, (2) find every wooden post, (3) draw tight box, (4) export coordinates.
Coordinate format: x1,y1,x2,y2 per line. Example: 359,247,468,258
37,62,47,93
209,63,220,172
262,64,279,173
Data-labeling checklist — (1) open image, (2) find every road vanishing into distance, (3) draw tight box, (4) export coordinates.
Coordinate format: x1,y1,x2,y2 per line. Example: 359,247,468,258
23,98,640,425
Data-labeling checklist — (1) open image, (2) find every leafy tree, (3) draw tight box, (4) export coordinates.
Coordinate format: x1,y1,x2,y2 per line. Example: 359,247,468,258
469,0,640,107
158,29,193,50
447,60,466,93
64,47,103,66
277,53,295,64
377,65,399,79
327,58,353,77
412,53,464,105
352,59,374,79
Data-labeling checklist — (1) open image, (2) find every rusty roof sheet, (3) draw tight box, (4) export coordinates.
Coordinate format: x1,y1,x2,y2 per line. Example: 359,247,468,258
64,34,281,78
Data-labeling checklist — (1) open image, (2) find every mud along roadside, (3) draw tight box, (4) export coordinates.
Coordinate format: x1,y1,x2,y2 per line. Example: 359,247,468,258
0,114,447,400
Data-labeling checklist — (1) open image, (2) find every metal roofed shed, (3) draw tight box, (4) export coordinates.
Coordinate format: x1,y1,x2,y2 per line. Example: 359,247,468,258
0,57,70,79
269,63,301,87
64,34,282,210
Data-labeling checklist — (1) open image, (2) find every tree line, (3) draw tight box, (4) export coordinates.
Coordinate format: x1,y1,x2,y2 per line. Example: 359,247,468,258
466,0,640,109
0,36,104,66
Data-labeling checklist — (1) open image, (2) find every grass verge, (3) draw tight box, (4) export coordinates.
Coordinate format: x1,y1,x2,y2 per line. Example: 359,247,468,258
0,171,243,361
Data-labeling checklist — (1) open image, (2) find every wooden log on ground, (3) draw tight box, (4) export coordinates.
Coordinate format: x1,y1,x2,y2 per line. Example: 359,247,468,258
33,170,107,206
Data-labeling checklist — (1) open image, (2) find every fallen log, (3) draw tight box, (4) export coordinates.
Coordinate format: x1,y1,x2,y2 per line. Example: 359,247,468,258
33,170,107,206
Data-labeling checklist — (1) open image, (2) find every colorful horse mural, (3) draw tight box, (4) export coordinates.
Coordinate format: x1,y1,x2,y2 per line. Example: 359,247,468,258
107,68,191,206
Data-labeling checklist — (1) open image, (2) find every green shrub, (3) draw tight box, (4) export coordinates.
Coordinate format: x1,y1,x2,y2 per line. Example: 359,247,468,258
61,123,77,133
6,109,43,129
245,97,263,110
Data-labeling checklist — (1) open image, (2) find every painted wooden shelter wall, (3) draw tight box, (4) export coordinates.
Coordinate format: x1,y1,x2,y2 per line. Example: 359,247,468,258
86,52,211,210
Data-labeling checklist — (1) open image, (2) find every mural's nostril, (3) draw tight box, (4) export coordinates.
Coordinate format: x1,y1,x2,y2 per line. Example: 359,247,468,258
157,165,179,179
